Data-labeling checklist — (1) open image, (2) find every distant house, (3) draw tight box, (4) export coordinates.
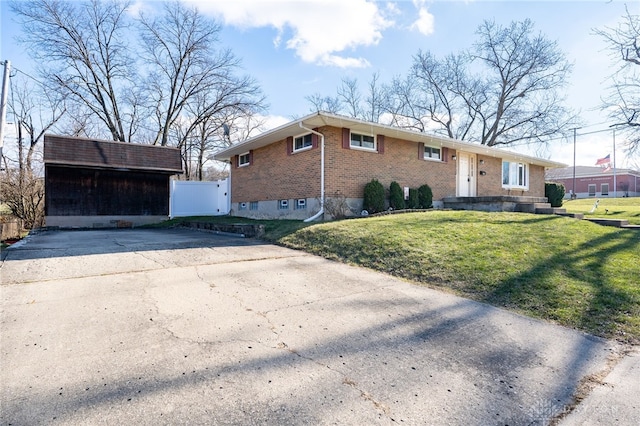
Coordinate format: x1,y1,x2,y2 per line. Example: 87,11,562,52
44,135,182,228
214,112,565,220
546,166,640,199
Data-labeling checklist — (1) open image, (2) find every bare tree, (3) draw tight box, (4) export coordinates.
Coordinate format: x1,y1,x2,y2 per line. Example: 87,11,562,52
596,6,640,154
8,76,67,170
306,93,342,114
10,0,137,142
138,1,265,149
337,78,361,118
1,74,66,229
403,19,577,146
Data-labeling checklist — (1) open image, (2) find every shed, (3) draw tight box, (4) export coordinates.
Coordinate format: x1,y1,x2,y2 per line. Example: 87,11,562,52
44,135,182,228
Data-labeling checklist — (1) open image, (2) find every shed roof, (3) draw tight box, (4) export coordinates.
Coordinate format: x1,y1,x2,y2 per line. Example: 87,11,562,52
44,135,183,174
214,111,567,168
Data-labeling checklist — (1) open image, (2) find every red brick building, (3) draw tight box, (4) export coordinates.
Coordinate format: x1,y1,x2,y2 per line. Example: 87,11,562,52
214,112,565,220
546,166,640,199
44,135,182,227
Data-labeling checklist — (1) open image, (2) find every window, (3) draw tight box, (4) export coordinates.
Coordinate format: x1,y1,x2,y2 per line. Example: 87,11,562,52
350,132,376,150
601,184,609,196
502,161,528,189
239,202,247,211
238,152,250,167
278,199,289,210
294,133,313,152
588,184,596,197
423,146,441,161
249,201,258,210
295,199,306,210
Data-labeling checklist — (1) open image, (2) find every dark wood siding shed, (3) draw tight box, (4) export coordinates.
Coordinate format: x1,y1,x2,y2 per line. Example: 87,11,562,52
44,135,182,222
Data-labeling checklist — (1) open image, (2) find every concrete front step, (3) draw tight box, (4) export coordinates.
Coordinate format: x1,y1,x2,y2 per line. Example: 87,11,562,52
585,218,630,228
535,207,567,215
515,202,551,213
555,212,585,220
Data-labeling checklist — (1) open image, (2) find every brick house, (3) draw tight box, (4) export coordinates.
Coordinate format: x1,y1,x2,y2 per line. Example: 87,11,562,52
546,166,640,199
44,135,182,227
214,112,565,220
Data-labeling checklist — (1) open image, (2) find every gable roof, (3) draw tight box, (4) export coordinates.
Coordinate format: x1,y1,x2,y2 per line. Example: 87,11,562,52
214,111,567,168
44,135,183,174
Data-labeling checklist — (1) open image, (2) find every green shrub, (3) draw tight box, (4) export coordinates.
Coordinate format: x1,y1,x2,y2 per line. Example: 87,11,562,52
389,181,405,210
545,182,566,208
363,179,385,213
418,184,433,209
408,188,419,209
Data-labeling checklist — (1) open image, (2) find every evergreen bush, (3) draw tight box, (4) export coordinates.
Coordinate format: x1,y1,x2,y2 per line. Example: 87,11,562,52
363,179,385,214
389,181,405,210
545,182,565,207
418,184,433,209
408,188,419,209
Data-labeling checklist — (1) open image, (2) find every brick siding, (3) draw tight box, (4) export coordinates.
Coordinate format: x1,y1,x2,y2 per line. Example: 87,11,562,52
230,125,546,203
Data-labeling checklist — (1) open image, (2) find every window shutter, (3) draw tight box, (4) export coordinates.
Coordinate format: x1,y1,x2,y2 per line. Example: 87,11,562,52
286,136,293,155
249,150,254,165
312,129,319,149
418,143,424,159
342,128,350,149
442,147,449,163
377,135,385,154
234,155,239,168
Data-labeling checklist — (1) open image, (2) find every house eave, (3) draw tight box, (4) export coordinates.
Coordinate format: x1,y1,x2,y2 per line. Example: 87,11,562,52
213,111,567,169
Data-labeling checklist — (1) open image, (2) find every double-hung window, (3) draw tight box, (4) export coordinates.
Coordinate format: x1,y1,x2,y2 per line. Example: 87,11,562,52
423,146,441,161
502,161,528,189
294,133,313,152
350,132,376,150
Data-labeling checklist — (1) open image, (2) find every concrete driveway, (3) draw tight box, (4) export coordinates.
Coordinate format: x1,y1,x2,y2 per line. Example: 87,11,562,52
0,228,625,424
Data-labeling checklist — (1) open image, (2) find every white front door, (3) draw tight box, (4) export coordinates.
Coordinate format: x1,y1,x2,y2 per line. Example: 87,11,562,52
457,153,476,197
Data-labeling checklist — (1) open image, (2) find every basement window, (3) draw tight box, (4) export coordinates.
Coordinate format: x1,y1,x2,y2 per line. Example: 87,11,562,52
295,199,306,210
249,201,258,210
278,199,289,210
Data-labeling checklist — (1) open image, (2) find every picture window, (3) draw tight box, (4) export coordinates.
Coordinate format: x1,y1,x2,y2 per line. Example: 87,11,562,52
502,161,528,189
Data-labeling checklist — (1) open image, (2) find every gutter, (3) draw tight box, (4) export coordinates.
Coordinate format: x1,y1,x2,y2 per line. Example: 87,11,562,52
299,122,325,222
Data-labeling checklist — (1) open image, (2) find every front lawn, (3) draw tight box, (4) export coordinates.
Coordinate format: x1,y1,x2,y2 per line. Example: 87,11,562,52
563,197,640,225
280,211,640,344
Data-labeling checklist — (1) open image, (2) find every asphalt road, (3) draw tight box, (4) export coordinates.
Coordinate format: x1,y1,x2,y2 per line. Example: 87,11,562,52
0,228,626,425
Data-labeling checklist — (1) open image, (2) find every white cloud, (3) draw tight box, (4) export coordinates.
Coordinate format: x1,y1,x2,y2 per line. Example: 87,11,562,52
187,0,393,68
410,0,435,36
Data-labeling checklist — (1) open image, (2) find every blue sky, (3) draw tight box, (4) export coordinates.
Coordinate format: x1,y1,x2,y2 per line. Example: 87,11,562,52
1,0,638,167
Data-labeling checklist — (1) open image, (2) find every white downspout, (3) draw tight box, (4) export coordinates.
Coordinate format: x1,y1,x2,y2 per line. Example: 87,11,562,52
300,123,325,222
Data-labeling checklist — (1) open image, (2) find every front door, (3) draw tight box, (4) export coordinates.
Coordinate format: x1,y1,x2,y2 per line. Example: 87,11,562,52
457,153,476,197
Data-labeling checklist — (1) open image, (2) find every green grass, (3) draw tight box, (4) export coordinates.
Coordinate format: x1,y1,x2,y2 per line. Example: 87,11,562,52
563,197,640,225
278,211,640,344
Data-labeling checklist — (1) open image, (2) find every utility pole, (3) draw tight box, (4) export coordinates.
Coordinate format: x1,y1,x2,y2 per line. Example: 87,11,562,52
572,127,577,198
0,60,11,162
613,128,617,198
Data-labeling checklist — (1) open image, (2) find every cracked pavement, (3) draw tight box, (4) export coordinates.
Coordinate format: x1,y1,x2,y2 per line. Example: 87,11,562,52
0,228,625,425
